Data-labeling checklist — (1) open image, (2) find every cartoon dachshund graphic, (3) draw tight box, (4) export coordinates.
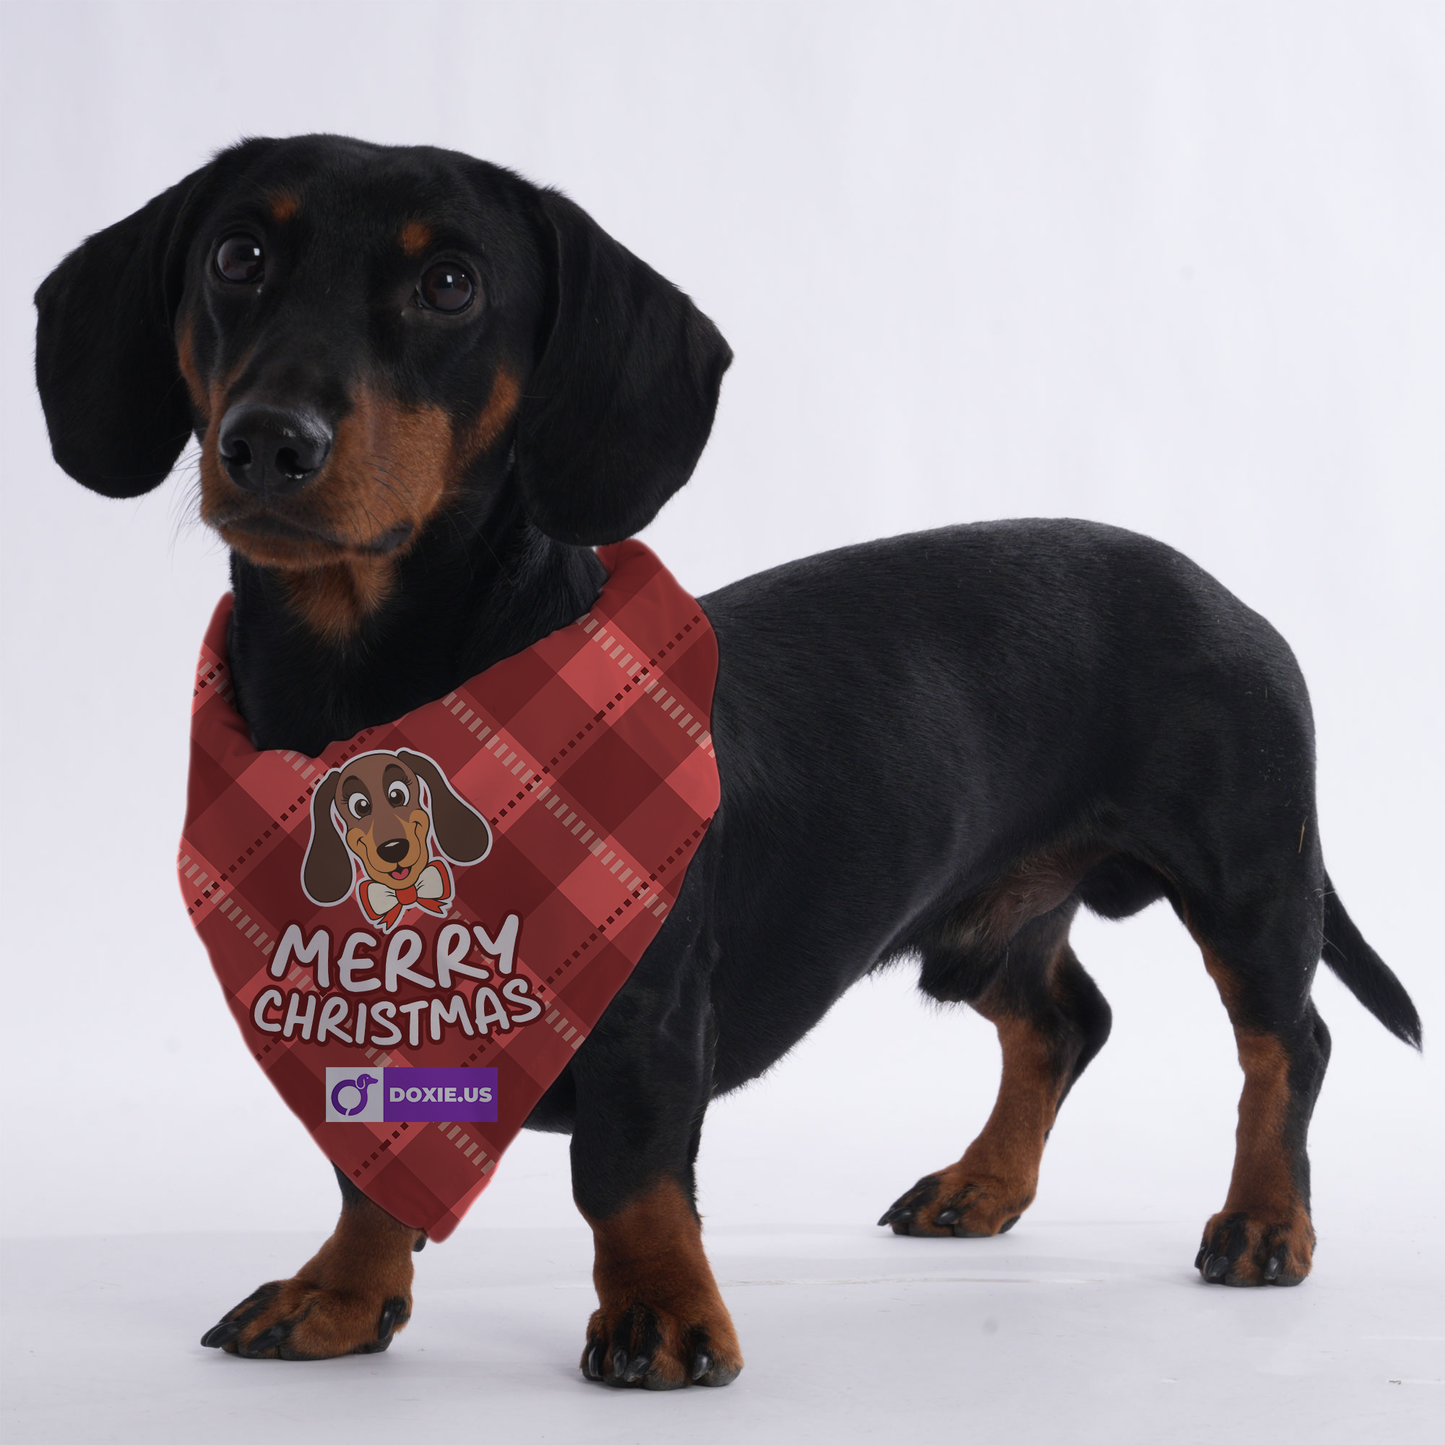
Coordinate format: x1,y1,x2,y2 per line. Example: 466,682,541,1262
302,750,492,930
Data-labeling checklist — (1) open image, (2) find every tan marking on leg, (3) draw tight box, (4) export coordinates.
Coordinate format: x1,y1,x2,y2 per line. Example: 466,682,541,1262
894,1007,1061,1237
1201,946,1244,1015
581,1176,742,1387
210,1190,423,1359
400,220,432,256
1198,948,1315,1283
1221,1032,1297,1217
293,1190,421,1308
956,1012,1058,1197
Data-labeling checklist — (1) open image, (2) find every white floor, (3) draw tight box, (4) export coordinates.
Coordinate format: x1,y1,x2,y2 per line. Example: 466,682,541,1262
4,1218,1439,1445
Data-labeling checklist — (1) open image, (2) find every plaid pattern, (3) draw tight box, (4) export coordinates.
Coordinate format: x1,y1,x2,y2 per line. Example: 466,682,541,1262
180,541,719,1241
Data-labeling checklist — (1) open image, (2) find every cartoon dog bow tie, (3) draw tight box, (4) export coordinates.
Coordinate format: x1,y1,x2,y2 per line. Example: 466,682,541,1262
361,861,452,932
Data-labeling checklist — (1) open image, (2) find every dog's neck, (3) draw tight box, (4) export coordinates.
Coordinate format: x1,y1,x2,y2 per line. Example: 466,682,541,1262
226,484,607,757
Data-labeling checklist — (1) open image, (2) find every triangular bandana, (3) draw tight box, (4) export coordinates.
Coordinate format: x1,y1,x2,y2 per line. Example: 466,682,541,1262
180,542,720,1240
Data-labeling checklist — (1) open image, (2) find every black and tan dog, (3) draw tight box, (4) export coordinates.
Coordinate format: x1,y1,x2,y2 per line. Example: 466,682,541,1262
35,134,1420,1389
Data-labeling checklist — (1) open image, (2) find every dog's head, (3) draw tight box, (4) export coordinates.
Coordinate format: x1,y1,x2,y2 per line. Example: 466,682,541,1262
301,747,492,905
34,135,731,635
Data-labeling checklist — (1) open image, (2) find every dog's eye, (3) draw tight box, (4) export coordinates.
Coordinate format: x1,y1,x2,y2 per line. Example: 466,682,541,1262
417,262,475,313
347,794,371,819
387,782,410,808
215,235,265,285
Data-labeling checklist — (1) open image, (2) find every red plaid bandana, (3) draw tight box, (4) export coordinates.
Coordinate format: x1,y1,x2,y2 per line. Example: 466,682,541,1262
180,542,719,1240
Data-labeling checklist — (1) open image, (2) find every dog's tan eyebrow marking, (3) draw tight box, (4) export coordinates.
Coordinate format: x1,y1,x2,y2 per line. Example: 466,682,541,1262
269,191,301,224
400,221,433,256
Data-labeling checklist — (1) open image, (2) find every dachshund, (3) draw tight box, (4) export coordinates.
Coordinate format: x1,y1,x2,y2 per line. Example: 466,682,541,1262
34,133,1420,1389
302,749,493,931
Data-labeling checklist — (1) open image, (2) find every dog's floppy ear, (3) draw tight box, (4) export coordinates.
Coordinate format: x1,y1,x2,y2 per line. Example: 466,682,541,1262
397,751,493,865
301,770,356,905
33,141,274,498
514,189,733,545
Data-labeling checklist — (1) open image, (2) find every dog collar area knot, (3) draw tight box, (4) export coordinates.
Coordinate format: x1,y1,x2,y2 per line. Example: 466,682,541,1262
180,541,720,1241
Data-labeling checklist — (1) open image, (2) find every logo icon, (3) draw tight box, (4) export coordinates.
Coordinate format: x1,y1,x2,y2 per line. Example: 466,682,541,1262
301,749,492,931
324,1066,385,1122
329,1073,379,1116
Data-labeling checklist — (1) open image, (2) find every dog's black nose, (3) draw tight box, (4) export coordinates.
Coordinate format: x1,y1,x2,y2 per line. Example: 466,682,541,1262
376,838,410,864
218,404,333,496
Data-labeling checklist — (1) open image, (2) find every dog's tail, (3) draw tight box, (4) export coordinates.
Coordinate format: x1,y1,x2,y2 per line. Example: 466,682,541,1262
1320,875,1421,1048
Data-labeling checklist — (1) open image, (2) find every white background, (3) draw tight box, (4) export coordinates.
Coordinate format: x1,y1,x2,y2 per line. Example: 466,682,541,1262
2,3,1442,1439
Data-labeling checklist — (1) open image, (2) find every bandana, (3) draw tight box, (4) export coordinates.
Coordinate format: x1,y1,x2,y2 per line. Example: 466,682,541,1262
180,542,719,1240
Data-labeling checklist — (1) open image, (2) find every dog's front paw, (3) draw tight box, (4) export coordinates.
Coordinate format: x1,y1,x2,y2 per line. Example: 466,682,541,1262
878,1165,1033,1238
200,1279,411,1360
580,1300,742,1390
1195,1207,1314,1287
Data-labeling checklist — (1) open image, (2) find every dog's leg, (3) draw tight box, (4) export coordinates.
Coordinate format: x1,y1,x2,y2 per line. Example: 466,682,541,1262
881,903,1111,1237
579,1175,741,1390
1193,907,1329,1286
200,1167,424,1359
570,944,742,1389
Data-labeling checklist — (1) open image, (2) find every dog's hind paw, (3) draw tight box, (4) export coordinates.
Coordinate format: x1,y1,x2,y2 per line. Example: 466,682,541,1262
1195,1207,1314,1287
878,1166,1033,1238
200,1280,411,1360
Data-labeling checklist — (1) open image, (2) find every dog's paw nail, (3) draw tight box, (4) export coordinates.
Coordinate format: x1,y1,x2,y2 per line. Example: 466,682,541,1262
1204,1254,1230,1282
1264,1251,1284,1282
200,1319,241,1349
1195,1245,1209,1269
242,1323,290,1356
999,1215,1021,1234
934,1208,960,1226
377,1296,407,1339
610,1347,628,1381
624,1353,650,1383
584,1345,603,1380
691,1349,712,1382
